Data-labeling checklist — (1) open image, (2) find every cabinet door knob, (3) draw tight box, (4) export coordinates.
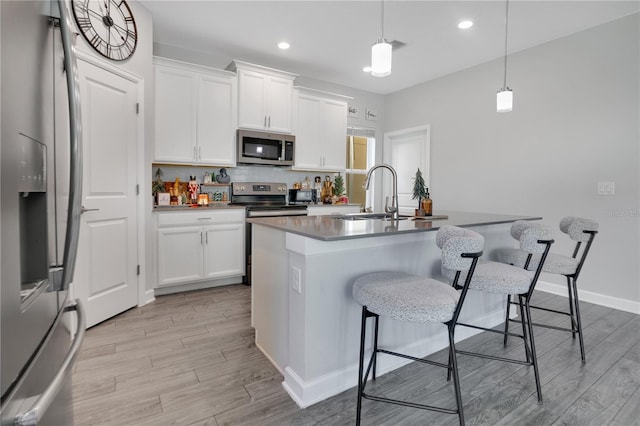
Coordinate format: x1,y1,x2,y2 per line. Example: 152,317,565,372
268,116,271,128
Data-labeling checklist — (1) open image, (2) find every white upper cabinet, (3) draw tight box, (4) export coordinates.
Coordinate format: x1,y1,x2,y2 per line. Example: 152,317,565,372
154,57,237,165
197,73,237,164
228,61,298,134
293,87,350,171
154,65,196,163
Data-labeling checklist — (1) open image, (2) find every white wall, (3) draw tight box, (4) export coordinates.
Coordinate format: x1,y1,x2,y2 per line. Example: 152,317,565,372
384,14,639,309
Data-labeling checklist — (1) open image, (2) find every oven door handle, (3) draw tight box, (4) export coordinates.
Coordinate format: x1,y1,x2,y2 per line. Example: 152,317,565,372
247,210,308,218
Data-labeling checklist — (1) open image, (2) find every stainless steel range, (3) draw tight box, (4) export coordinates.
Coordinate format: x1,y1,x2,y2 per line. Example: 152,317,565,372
231,182,307,284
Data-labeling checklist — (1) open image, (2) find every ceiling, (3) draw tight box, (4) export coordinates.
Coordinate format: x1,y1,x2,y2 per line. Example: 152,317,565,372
140,1,639,95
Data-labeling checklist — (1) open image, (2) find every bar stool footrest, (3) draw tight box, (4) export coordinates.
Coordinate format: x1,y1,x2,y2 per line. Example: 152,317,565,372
362,392,459,415
508,318,577,334
456,349,533,366
377,349,449,370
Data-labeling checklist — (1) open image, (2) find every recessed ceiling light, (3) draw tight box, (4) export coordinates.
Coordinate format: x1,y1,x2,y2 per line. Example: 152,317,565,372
458,20,473,30
363,66,372,73
278,42,290,50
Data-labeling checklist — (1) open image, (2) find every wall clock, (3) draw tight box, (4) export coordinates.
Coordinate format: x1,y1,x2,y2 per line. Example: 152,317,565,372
71,0,138,61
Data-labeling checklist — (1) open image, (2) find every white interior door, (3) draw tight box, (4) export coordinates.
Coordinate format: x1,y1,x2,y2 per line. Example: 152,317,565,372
75,59,139,328
383,125,431,216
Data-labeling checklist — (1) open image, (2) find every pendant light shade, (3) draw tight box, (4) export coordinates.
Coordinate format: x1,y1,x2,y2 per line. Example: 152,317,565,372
497,0,513,112
371,1,391,77
371,40,392,77
497,88,513,113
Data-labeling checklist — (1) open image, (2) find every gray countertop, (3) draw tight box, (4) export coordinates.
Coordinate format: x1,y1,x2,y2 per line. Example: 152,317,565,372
153,204,245,212
247,211,542,241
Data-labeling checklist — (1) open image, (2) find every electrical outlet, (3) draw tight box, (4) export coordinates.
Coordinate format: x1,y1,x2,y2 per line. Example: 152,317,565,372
597,182,615,195
291,267,302,294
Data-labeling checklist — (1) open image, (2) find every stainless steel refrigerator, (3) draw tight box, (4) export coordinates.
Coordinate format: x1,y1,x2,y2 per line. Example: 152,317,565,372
1,1,85,424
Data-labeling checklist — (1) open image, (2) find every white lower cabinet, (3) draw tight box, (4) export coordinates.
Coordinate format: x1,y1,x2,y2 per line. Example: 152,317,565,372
203,223,245,279
158,226,205,285
156,209,245,287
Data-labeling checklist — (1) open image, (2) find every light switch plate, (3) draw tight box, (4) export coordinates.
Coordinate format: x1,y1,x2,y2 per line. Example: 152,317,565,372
597,182,615,195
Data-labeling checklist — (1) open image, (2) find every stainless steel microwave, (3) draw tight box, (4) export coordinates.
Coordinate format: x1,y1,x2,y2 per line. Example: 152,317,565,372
237,130,295,166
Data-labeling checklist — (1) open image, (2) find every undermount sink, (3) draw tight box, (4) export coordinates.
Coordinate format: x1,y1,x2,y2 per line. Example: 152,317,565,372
331,213,409,221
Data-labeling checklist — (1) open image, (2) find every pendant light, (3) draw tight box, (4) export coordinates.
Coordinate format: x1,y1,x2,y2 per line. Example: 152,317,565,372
497,0,513,112
371,0,391,77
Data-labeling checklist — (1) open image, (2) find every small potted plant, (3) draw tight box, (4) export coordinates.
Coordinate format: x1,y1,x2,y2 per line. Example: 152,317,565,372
412,168,428,216
152,167,167,205
333,173,347,204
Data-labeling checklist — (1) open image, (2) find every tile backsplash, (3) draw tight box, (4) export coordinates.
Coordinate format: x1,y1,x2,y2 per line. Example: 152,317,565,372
152,164,336,192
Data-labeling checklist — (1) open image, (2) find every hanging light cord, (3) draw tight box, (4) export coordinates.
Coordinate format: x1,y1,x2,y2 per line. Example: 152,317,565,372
380,0,385,41
502,0,510,88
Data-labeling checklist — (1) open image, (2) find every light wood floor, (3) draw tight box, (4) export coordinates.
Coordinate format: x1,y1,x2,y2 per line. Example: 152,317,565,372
72,285,639,425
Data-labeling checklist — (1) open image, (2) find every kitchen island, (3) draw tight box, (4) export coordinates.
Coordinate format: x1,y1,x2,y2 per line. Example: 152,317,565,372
248,211,541,408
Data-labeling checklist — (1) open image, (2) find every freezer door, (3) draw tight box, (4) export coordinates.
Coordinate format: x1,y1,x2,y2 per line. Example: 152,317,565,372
1,302,85,426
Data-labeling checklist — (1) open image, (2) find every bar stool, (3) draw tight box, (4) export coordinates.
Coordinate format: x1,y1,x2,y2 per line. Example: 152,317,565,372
496,216,598,363
440,220,554,403
353,225,484,426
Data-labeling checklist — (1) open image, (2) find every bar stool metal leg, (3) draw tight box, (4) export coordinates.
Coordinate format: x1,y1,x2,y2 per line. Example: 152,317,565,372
523,298,543,402
448,324,465,426
356,306,368,426
518,296,531,363
503,295,512,346
571,278,586,364
567,277,577,337
372,314,380,380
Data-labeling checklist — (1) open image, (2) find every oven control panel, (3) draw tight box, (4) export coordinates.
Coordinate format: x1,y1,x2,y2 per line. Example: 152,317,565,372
232,182,287,195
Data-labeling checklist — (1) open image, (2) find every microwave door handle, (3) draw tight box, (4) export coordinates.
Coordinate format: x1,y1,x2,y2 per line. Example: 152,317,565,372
14,301,86,426
57,0,84,291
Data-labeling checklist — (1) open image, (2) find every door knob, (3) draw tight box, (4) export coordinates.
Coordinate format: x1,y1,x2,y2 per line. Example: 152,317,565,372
80,206,99,214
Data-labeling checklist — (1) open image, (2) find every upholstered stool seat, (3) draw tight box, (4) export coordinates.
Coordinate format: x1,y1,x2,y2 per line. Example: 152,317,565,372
442,260,535,295
496,249,578,275
353,226,484,426
354,271,461,324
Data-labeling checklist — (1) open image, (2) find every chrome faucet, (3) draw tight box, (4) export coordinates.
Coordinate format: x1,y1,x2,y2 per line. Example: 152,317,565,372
364,163,399,221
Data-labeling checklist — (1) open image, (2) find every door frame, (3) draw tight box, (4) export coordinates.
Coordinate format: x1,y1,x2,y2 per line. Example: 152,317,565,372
75,50,146,309
383,124,431,215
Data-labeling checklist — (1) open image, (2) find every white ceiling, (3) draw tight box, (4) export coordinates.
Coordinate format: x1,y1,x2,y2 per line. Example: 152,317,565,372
140,1,639,95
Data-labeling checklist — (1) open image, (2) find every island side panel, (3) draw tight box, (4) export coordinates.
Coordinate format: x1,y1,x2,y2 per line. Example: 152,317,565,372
283,223,516,408
251,224,289,373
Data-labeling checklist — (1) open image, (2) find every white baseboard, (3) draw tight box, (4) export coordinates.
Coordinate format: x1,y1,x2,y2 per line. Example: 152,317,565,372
536,280,639,314
154,276,244,296
282,307,508,408
139,289,155,307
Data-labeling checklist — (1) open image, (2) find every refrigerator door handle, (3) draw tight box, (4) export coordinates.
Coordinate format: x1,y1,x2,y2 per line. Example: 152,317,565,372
14,301,86,426
57,0,84,292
